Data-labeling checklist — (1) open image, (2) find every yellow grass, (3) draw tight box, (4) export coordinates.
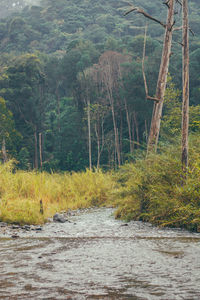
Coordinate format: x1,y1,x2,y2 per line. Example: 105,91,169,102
0,161,116,225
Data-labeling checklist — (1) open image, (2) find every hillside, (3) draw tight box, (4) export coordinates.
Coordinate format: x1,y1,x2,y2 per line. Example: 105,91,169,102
0,0,199,54
0,0,199,171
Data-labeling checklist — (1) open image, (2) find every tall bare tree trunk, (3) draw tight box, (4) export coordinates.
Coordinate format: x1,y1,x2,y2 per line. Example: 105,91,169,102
87,98,92,171
95,123,100,170
124,97,133,153
147,0,175,152
182,0,189,171
110,99,121,166
34,129,38,170
39,133,43,170
132,114,135,151
133,111,139,148
2,137,8,163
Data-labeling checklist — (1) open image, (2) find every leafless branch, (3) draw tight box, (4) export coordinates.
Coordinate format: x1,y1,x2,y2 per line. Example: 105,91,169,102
173,26,183,31
176,0,182,6
173,26,195,36
142,24,148,98
146,96,160,103
163,0,170,8
189,28,195,36
124,6,166,28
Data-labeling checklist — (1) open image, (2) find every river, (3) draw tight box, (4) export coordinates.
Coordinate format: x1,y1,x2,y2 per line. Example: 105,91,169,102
0,208,200,299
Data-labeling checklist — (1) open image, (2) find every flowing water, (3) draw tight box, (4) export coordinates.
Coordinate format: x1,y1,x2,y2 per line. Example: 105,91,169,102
0,208,200,300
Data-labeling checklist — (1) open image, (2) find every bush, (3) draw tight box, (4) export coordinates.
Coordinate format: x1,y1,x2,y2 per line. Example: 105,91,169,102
113,134,200,232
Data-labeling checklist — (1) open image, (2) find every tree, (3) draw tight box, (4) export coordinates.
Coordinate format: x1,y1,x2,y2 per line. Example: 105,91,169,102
0,54,46,169
125,1,176,153
0,97,16,162
181,0,190,171
77,68,94,170
98,51,129,166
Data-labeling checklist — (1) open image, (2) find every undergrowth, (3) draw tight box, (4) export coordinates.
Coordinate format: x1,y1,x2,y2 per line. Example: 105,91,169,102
113,134,200,232
0,164,115,225
0,134,200,232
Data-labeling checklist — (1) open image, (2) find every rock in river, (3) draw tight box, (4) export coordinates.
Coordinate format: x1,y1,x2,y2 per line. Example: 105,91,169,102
53,213,69,223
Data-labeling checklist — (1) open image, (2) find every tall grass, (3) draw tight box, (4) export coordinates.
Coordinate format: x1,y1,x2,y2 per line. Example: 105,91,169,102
113,134,200,232
1,134,200,231
0,164,115,225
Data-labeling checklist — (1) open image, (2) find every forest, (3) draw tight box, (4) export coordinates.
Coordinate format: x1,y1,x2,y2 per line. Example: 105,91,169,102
0,0,200,230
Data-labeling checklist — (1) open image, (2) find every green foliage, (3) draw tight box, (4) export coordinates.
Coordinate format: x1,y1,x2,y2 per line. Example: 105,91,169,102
113,134,200,232
0,96,15,141
0,1,199,172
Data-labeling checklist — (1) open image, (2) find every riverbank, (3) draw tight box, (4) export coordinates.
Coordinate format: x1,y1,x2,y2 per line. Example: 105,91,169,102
0,135,200,232
114,136,200,232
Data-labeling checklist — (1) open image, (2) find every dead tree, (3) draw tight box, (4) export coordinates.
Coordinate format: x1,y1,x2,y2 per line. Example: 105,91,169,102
78,70,93,171
99,51,129,166
125,1,176,152
181,0,189,171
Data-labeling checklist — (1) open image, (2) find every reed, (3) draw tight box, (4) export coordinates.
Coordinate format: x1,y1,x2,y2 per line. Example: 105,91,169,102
0,165,115,225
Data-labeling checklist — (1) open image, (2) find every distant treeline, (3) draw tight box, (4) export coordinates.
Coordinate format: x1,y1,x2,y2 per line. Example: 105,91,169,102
0,0,199,170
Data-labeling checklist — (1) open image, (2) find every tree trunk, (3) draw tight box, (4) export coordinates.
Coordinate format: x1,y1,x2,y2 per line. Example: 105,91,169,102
147,0,175,152
56,84,61,133
124,97,133,153
181,0,189,171
2,137,8,163
95,123,100,170
133,111,139,148
87,98,92,170
39,133,43,170
34,129,38,170
132,114,135,151
110,99,121,166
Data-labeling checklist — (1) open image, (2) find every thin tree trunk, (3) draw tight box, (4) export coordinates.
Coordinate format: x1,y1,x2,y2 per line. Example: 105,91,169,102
95,123,100,170
39,133,43,170
133,111,140,148
56,85,61,133
2,137,8,163
34,129,38,170
132,115,135,151
145,119,148,143
87,98,92,170
124,97,133,153
110,100,121,166
182,0,189,171
120,110,123,163
147,0,175,152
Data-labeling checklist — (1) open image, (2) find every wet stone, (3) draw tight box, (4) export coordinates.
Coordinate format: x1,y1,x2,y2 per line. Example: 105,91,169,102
53,213,70,223
11,225,20,230
34,226,42,231
11,234,19,239
0,222,8,227
22,225,31,231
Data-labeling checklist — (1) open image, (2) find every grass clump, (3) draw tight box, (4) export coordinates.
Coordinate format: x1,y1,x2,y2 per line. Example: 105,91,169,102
0,165,115,225
113,134,200,232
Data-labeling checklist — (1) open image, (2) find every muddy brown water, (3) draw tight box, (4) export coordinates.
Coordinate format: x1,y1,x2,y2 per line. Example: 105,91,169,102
0,208,200,300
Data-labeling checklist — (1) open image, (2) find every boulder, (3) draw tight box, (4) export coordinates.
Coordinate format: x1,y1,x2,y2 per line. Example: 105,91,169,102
53,213,68,223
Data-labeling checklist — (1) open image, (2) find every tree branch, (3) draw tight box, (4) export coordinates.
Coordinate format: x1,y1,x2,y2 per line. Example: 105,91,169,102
163,0,170,8
124,6,166,28
142,24,149,98
173,26,195,36
175,0,182,6
146,96,160,103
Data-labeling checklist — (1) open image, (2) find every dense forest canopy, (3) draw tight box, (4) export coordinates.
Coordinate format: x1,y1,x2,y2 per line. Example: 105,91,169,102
0,0,199,171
